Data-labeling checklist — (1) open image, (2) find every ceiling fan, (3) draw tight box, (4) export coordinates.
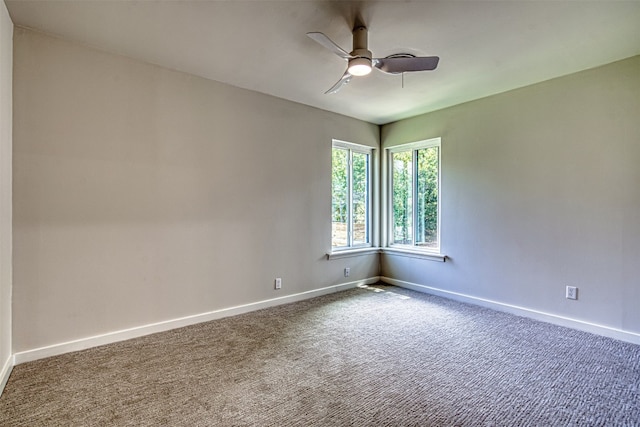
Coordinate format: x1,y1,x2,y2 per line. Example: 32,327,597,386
307,26,439,94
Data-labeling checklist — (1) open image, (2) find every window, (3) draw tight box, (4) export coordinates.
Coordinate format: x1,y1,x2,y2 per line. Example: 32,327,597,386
332,141,372,249
389,138,441,251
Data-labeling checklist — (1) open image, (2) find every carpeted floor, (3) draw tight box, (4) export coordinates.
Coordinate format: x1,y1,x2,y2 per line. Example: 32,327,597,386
1,284,639,426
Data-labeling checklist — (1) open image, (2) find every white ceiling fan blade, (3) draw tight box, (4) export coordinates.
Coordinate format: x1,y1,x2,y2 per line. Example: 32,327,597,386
325,71,353,94
374,56,440,74
307,32,354,60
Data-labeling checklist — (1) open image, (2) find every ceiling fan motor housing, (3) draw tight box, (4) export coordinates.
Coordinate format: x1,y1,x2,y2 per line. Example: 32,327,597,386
348,26,372,75
350,26,372,60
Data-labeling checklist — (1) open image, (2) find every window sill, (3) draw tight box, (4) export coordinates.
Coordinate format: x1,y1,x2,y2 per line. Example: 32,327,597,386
326,247,381,260
381,247,447,262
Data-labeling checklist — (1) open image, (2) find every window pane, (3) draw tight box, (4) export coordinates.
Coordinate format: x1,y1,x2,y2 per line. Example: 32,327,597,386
352,152,369,245
416,146,439,248
332,148,348,247
392,151,413,245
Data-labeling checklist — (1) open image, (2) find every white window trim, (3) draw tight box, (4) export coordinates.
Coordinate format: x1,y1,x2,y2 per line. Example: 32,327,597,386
326,247,381,260
330,140,376,253
327,246,446,262
386,137,442,256
380,247,446,262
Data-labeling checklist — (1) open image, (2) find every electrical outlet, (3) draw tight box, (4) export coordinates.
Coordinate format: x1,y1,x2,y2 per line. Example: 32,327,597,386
275,278,282,290
344,267,350,277
566,286,578,300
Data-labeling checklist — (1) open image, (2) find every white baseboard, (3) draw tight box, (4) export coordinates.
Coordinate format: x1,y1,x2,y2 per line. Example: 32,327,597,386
380,276,640,345
15,274,634,368
0,355,12,396
13,277,380,365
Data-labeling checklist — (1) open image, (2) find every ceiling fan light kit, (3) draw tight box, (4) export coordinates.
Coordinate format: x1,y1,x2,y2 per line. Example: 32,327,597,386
307,25,439,94
348,57,372,76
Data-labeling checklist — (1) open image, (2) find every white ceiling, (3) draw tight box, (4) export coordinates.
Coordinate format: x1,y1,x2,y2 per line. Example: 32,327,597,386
5,0,640,125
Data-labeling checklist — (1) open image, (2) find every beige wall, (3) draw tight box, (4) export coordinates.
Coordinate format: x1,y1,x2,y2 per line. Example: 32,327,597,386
381,55,640,335
0,0,12,385
12,28,379,352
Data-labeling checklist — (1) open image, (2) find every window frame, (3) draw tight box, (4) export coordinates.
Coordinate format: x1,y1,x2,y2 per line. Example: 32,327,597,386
331,140,374,251
387,137,442,254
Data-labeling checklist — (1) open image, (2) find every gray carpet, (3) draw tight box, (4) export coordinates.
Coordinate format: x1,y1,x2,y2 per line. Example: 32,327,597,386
1,284,639,426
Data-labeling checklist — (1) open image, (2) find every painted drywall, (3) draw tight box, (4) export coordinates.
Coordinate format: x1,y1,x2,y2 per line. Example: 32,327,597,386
0,0,13,389
12,28,379,353
381,55,640,335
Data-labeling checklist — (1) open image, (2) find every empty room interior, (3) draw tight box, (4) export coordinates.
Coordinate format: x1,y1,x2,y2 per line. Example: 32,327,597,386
1,0,640,425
